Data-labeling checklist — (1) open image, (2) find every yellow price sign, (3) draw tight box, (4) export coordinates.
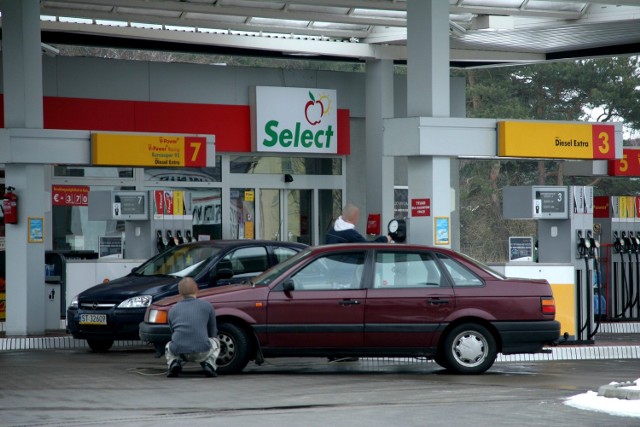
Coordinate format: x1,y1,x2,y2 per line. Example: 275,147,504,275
92,133,207,167
498,121,615,160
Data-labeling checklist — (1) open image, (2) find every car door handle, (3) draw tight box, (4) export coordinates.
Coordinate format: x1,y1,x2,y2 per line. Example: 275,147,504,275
427,298,449,305
339,299,360,306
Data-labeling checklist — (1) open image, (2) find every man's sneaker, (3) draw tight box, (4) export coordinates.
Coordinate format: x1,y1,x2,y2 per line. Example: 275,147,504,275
202,362,217,377
167,360,182,378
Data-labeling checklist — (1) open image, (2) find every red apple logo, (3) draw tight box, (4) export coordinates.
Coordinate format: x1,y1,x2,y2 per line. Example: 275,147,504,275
305,91,324,126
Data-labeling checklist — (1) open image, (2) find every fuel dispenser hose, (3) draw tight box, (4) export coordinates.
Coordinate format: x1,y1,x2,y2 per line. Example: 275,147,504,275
588,251,603,340
617,250,634,317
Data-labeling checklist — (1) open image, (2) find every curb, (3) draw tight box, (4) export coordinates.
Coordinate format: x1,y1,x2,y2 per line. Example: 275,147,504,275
598,382,640,400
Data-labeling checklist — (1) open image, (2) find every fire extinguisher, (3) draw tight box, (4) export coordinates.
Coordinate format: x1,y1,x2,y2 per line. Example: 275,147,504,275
2,186,18,224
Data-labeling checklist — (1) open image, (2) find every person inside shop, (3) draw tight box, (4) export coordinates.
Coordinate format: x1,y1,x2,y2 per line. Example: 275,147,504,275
165,277,219,378
325,203,393,244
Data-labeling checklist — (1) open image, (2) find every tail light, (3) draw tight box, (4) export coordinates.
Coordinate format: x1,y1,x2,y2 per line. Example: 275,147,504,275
541,297,556,315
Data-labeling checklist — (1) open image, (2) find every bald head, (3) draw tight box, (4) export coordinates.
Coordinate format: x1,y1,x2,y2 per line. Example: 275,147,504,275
178,277,198,298
342,203,360,225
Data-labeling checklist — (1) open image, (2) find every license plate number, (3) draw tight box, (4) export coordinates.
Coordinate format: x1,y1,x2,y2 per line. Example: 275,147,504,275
79,314,107,325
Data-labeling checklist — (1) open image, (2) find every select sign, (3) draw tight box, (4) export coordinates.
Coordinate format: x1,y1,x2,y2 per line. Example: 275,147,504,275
252,86,338,154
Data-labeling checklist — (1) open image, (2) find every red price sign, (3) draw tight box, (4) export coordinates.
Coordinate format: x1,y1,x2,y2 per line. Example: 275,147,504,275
52,185,89,206
592,124,615,159
609,148,640,176
184,137,207,167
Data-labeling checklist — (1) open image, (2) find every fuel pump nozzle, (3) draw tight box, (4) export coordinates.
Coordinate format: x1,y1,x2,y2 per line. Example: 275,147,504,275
576,230,590,258
586,230,598,258
613,231,625,253
629,231,640,253
622,231,633,253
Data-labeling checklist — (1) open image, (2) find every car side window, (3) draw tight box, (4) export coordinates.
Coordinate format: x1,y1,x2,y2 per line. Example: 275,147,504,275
374,251,442,288
290,251,366,290
437,254,484,287
222,246,269,278
273,246,300,264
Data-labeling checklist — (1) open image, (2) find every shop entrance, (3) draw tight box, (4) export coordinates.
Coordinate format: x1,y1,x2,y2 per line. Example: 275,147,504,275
231,187,341,246
258,189,313,245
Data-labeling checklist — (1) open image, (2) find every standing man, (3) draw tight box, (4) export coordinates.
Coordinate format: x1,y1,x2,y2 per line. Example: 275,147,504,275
165,277,219,378
325,203,392,244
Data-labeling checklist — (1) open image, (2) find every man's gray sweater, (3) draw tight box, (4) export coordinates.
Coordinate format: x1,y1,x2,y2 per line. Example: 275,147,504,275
168,296,217,354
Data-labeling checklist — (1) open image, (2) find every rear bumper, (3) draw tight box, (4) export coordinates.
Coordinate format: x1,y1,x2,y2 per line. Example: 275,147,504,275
138,322,171,344
494,320,561,354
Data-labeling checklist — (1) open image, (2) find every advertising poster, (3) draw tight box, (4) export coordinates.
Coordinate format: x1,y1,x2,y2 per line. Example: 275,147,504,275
99,236,124,258
434,217,449,246
28,217,44,243
509,236,534,262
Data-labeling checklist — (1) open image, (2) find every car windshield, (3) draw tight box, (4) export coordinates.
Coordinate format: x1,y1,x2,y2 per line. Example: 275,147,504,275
133,245,221,277
252,248,313,286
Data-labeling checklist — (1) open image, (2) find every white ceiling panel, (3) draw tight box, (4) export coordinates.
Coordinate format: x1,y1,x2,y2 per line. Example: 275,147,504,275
2,0,639,66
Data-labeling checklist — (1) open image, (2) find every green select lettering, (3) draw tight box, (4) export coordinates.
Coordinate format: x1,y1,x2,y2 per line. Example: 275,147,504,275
263,120,334,149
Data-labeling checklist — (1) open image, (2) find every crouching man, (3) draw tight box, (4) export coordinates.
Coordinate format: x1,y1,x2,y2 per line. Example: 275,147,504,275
165,277,220,378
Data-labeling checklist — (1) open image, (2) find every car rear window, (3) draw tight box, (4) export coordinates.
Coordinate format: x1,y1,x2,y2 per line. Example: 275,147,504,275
436,254,485,287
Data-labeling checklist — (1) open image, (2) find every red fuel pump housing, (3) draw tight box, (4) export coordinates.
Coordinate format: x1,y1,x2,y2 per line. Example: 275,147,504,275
2,187,18,224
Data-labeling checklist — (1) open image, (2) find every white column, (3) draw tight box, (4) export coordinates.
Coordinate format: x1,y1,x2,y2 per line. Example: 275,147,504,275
2,0,48,335
365,59,395,235
406,0,453,247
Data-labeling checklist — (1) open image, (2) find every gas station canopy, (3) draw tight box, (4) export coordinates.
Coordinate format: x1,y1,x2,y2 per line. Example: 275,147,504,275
2,0,639,67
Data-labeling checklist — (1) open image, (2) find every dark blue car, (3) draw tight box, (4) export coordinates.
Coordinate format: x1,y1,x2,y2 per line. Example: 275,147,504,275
66,240,307,352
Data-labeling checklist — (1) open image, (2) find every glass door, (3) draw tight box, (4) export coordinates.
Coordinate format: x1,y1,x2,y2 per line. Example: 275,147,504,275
257,189,312,244
286,190,312,245
258,189,281,241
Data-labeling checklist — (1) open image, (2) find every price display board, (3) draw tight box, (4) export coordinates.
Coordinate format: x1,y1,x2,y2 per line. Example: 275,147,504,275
498,121,615,160
112,191,148,220
92,133,208,167
609,148,640,176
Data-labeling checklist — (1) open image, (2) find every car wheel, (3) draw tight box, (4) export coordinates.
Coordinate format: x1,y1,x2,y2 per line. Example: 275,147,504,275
216,322,250,375
87,339,114,352
442,323,497,374
433,349,451,370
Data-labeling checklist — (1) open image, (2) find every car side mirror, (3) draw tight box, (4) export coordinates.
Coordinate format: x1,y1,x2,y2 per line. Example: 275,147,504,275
282,278,295,292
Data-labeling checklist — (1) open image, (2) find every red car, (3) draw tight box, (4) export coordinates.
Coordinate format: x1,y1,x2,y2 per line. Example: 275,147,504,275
140,244,560,375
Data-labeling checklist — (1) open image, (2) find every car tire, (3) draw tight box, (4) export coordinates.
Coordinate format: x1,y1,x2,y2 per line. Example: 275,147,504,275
433,349,451,370
216,322,250,375
442,323,497,375
87,339,114,352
